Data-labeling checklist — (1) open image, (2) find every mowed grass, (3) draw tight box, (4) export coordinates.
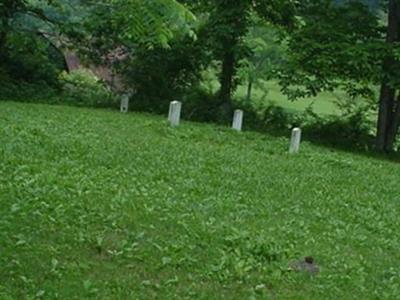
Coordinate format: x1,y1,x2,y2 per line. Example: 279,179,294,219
1,101,400,299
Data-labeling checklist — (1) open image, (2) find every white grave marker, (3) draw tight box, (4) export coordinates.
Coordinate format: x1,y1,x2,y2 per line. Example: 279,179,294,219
168,101,182,126
120,94,129,113
289,128,302,154
232,109,244,131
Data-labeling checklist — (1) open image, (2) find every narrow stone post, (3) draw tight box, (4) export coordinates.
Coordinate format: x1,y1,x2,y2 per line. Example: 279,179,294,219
120,94,129,113
168,101,182,127
232,109,244,131
289,128,302,154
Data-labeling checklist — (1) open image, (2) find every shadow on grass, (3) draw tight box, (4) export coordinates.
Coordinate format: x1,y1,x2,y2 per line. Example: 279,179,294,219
179,105,400,164
266,128,400,163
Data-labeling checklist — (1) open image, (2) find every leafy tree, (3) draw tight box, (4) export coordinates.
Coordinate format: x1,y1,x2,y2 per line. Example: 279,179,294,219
0,0,71,51
281,0,400,151
376,0,400,151
203,0,297,115
239,19,286,103
82,0,196,63
0,0,87,83
1,0,196,95
0,0,25,52
121,35,209,113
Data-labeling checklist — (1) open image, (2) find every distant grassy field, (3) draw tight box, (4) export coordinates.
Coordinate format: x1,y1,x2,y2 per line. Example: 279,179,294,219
235,81,343,115
203,75,346,115
1,102,400,299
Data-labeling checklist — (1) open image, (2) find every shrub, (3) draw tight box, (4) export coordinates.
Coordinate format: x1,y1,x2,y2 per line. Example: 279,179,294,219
182,86,229,123
0,79,59,103
2,32,65,86
301,109,374,149
124,36,209,114
59,70,117,108
235,97,374,149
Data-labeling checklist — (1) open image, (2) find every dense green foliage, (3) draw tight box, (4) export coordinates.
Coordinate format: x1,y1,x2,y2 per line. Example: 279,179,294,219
0,0,84,97
0,0,195,90
281,1,383,99
122,35,208,114
82,0,196,62
1,102,400,299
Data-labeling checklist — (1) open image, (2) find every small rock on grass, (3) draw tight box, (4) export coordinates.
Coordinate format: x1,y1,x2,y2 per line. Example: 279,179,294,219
289,256,320,275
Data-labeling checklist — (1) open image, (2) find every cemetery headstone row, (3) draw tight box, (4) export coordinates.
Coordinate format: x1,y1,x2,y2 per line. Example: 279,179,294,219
120,97,302,153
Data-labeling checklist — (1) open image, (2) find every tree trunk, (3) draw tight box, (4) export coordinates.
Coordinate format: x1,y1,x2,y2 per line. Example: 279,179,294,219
376,85,396,151
0,19,10,60
0,31,6,53
219,48,235,116
0,0,19,57
246,78,253,103
386,95,400,148
0,11,8,55
376,0,400,152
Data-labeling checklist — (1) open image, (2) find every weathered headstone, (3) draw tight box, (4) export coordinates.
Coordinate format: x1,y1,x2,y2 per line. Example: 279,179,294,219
289,128,302,154
120,94,129,113
168,101,182,126
232,109,244,131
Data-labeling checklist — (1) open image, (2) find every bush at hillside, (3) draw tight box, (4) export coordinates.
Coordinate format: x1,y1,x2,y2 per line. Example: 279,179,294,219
59,70,117,108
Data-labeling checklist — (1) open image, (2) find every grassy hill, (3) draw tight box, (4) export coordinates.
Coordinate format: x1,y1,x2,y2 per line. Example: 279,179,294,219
1,101,399,299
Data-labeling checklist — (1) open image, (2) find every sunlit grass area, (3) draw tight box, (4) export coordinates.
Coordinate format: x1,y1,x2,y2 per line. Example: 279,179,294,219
1,102,399,299
235,81,343,115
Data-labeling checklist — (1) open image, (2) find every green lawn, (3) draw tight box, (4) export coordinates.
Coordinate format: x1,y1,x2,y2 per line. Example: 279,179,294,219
1,102,400,299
